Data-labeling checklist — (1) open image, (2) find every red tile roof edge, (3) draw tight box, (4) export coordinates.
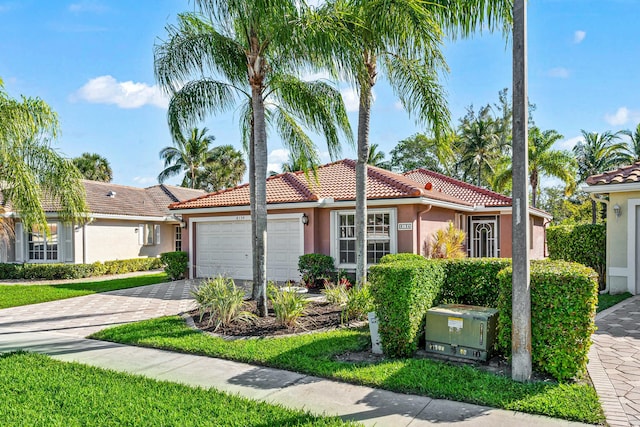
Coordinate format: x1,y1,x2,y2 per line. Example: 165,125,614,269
585,161,640,185
404,167,512,205
168,182,251,209
282,172,320,201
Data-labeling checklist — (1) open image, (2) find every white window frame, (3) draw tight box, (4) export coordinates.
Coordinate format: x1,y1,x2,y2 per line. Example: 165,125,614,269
27,221,60,263
175,225,182,252
330,208,397,269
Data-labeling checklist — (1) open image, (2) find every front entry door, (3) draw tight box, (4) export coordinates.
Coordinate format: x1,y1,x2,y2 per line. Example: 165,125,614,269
470,217,498,258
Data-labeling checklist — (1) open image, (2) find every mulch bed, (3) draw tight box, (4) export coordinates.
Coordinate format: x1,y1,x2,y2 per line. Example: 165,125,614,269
189,299,345,337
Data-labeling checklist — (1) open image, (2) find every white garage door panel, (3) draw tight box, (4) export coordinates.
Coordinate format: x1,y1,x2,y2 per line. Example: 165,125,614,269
195,217,302,282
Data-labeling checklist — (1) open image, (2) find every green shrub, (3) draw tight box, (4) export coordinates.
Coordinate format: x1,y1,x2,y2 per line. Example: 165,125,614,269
343,283,374,323
438,258,512,307
496,260,598,381
369,259,445,357
0,257,162,280
160,251,188,280
298,254,335,287
379,253,425,264
268,283,310,329
191,276,255,331
547,224,605,288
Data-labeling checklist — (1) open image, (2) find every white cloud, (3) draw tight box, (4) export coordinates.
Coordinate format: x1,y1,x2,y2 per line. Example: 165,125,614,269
605,107,640,126
132,176,156,185
556,136,582,151
394,101,404,111
341,88,360,112
300,71,332,82
573,30,586,44
548,67,570,78
267,148,290,173
68,1,107,13
72,75,168,109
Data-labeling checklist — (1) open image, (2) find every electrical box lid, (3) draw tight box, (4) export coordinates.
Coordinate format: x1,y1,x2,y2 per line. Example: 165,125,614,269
427,304,498,319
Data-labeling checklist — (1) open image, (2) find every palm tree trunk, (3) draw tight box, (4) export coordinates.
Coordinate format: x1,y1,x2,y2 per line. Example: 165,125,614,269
591,198,597,224
355,82,373,287
249,118,260,300
252,85,268,317
530,172,538,208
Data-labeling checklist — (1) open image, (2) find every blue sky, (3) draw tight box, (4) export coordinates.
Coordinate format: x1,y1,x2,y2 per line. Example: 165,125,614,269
1,0,639,188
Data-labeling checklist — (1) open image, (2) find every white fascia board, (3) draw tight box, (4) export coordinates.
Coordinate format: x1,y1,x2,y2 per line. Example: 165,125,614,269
89,213,176,222
473,206,553,220
582,183,640,193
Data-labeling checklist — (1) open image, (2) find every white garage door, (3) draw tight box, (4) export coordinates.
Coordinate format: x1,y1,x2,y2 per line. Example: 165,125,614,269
194,215,303,282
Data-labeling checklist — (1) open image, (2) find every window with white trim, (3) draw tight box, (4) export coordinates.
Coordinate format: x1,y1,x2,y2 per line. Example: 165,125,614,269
467,215,499,258
28,223,59,262
175,225,182,251
334,209,396,266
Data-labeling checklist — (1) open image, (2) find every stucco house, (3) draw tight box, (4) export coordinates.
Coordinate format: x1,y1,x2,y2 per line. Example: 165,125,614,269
1,180,204,264
584,162,640,294
169,159,551,282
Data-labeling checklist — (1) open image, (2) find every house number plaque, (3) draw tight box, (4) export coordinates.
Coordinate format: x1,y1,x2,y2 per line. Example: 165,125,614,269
397,223,413,231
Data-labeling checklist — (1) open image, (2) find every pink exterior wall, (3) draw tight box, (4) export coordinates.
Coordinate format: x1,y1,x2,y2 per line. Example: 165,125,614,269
498,213,547,260
417,207,457,257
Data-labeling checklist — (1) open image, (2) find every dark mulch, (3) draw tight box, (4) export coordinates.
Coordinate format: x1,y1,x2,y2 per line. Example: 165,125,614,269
190,299,345,337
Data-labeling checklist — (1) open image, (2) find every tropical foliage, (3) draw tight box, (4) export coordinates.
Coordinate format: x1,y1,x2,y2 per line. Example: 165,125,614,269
0,77,87,233
72,152,113,182
158,127,216,189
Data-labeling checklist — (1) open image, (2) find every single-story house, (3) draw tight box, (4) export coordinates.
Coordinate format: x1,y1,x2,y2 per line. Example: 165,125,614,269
169,159,551,282
1,180,204,264
584,161,640,294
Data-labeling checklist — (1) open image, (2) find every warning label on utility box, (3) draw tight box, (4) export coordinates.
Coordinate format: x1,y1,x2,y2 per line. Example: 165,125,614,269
448,317,463,329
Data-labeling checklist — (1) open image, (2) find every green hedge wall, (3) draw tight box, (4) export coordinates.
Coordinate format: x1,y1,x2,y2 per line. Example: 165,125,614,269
547,224,605,288
438,258,512,307
378,253,426,264
0,257,162,281
496,260,598,381
160,251,189,280
369,259,445,357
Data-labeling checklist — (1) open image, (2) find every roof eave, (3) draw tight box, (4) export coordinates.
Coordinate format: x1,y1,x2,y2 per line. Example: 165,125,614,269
582,182,640,193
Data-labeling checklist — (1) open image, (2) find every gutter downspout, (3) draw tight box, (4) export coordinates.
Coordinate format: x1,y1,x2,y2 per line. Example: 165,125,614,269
416,206,433,256
589,193,610,294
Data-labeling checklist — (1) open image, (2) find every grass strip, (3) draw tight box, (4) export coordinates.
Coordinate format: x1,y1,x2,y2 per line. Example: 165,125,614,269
597,292,632,312
0,352,356,427
91,316,604,424
0,273,168,309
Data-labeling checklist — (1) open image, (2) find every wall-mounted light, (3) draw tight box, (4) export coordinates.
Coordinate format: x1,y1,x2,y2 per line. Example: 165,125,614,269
180,221,187,229
301,213,309,226
613,204,622,218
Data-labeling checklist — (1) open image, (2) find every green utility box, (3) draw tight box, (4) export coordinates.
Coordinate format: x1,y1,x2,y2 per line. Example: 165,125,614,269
425,304,498,361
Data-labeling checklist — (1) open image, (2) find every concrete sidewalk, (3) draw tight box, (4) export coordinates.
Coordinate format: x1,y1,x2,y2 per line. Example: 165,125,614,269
0,279,590,426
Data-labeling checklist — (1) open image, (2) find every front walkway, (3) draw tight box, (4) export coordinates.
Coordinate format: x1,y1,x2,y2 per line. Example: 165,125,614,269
0,279,587,426
588,295,640,426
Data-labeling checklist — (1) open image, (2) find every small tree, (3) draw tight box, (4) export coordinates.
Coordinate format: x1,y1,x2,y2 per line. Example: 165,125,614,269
429,222,466,259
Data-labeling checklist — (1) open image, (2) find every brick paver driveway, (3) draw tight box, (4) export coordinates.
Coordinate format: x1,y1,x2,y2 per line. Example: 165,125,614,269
0,280,195,338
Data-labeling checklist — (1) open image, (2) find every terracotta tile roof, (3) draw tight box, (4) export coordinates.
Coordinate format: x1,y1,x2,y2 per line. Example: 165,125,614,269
403,168,513,207
170,159,472,210
586,162,640,186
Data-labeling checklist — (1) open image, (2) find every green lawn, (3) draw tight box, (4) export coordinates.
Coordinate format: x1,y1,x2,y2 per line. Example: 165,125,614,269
91,316,604,424
0,273,169,309
0,352,356,426
597,292,633,313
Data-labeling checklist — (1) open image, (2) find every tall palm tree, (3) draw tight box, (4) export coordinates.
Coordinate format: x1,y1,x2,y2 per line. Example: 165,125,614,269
573,130,631,223
317,0,511,284
367,143,386,167
158,127,216,189
72,152,113,182
0,78,87,233
457,105,502,187
622,123,640,162
196,145,246,192
154,3,352,315
492,127,576,207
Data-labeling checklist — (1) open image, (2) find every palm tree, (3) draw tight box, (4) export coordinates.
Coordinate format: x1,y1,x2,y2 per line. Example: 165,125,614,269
622,123,640,162
457,105,502,187
318,0,511,284
492,127,576,208
367,143,386,167
196,145,246,192
0,78,87,233
154,3,352,315
573,130,632,223
158,127,216,189
72,152,113,182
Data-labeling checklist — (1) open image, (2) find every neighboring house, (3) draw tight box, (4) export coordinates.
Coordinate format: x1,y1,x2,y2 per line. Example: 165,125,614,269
170,159,551,282
584,162,640,294
1,181,204,264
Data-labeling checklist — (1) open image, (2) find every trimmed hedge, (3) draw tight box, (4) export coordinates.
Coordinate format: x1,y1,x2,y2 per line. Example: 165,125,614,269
547,224,605,288
0,257,162,281
369,259,445,357
298,254,335,287
496,260,598,381
438,258,512,307
160,251,189,280
378,253,426,264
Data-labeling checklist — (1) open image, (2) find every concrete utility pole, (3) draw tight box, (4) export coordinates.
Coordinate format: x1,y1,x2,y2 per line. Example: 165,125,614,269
512,0,532,382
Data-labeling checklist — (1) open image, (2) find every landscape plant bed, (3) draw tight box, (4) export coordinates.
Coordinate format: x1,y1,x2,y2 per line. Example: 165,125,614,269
0,352,355,426
191,299,346,337
92,316,605,424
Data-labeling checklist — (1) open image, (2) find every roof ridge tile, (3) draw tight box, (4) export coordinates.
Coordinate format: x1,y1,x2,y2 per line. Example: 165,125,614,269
407,168,512,203
282,173,319,201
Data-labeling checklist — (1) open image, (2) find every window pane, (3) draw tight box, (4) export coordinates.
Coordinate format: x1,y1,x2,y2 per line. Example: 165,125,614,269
339,240,355,264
